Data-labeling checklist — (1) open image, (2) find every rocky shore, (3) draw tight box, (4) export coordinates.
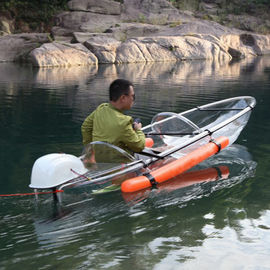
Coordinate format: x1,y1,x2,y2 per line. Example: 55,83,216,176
0,0,270,67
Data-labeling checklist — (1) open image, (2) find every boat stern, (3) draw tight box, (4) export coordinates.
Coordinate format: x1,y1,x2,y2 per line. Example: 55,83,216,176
29,153,88,189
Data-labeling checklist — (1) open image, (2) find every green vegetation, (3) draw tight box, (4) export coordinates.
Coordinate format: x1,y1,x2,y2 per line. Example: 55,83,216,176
169,0,270,14
0,0,270,34
0,0,69,32
169,20,182,28
169,0,199,11
138,13,147,23
168,0,270,34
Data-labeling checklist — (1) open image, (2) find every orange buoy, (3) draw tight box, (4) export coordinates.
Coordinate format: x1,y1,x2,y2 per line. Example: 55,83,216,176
121,136,229,193
145,137,154,148
122,166,229,203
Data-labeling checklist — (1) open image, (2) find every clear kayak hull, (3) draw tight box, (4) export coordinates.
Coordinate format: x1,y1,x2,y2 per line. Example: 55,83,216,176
29,96,256,192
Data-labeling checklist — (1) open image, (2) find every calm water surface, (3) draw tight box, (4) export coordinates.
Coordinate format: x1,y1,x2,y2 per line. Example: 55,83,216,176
1,57,270,269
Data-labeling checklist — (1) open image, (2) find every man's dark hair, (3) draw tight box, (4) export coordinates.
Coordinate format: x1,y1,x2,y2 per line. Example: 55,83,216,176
109,79,133,101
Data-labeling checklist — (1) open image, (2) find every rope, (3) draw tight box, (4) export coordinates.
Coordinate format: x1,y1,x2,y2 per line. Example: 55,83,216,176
70,168,91,181
0,190,63,197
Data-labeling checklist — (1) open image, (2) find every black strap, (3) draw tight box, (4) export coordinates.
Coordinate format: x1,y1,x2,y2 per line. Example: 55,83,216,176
140,150,163,159
205,129,213,136
144,172,158,189
210,139,222,153
213,166,222,179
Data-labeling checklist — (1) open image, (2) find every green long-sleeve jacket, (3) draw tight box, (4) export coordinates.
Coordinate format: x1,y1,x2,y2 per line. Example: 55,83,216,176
81,103,145,153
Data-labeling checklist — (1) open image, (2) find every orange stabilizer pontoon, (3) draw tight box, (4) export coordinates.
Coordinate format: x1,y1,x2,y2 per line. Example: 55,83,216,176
145,137,154,148
121,136,229,193
122,166,229,203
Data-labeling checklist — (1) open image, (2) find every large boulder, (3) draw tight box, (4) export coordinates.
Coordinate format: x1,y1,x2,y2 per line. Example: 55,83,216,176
220,34,264,59
29,42,98,67
0,33,50,62
251,34,270,55
115,36,231,63
55,11,120,33
116,38,176,63
68,0,121,15
84,36,121,63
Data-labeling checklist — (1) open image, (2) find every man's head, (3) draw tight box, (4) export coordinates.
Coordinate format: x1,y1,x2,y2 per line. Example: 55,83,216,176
109,79,135,110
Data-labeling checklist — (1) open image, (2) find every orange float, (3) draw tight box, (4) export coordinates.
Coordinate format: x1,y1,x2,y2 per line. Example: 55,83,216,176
122,166,229,203
145,137,154,148
121,136,229,193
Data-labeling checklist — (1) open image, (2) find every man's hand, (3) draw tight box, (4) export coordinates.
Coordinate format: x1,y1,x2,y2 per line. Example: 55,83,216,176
133,122,142,130
133,118,142,130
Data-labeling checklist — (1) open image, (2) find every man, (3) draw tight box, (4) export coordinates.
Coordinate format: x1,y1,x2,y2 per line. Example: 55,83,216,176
81,79,145,156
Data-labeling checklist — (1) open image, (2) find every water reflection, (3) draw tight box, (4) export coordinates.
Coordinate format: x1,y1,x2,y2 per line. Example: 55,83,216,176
33,65,98,87
1,56,270,120
1,57,269,87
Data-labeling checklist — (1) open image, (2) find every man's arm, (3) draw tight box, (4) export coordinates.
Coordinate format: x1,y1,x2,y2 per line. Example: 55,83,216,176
81,112,94,145
122,120,146,153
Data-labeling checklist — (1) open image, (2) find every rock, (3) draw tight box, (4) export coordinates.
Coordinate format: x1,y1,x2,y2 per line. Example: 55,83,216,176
240,33,256,46
0,31,7,36
248,34,270,55
220,34,259,58
199,2,219,15
0,17,14,35
115,36,231,63
121,0,190,25
72,32,113,43
161,20,241,37
2,0,270,66
228,47,244,59
252,34,270,55
50,26,74,42
51,26,74,37
104,23,162,41
55,11,120,33
84,36,121,63
0,33,50,62
68,0,121,15
29,42,98,67
121,0,193,26
116,37,176,63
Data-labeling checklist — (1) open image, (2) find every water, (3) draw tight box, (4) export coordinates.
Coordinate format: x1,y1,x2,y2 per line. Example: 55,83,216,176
0,57,270,269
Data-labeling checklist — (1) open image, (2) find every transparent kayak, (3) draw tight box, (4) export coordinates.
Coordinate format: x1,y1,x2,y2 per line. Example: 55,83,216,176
29,96,256,193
